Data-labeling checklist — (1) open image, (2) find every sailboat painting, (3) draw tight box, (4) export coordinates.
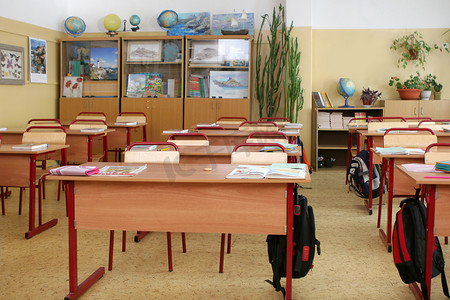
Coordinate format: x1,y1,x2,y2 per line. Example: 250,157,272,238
212,12,254,36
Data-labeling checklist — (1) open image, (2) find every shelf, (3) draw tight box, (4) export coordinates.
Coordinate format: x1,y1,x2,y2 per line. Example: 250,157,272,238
188,64,249,69
318,146,348,150
126,61,182,65
318,128,349,131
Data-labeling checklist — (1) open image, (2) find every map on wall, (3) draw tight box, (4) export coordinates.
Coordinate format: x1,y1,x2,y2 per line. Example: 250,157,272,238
168,12,211,36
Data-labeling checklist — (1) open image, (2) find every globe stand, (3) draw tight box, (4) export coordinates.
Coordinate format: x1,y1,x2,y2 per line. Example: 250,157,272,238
131,26,140,32
339,95,354,108
106,31,118,37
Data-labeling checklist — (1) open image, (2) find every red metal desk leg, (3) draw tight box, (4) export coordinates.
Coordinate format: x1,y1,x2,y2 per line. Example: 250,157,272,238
379,157,393,252
364,137,374,215
424,184,435,299
285,183,294,300
103,135,108,162
377,158,387,228
88,136,93,162
25,154,57,239
346,131,352,184
65,181,105,300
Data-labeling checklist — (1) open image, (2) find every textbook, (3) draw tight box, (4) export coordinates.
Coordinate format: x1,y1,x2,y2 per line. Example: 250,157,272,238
114,122,138,126
435,161,450,173
12,143,48,151
280,128,300,134
49,165,100,176
259,142,298,153
225,164,306,179
94,165,147,176
284,123,303,128
129,145,157,151
163,129,189,134
80,128,105,133
265,167,306,179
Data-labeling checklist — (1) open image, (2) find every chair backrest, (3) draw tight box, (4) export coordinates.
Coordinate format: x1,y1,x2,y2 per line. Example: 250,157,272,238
124,142,180,164
27,118,61,128
230,143,287,164
418,119,450,132
116,112,147,124
383,128,437,148
167,133,210,146
246,131,288,143
368,122,408,131
424,143,450,165
22,126,67,145
76,112,107,121
347,117,370,128
238,121,278,131
216,116,248,125
69,119,108,130
258,117,290,125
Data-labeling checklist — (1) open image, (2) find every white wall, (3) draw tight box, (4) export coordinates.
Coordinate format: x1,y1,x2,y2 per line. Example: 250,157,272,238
312,0,450,29
286,0,311,27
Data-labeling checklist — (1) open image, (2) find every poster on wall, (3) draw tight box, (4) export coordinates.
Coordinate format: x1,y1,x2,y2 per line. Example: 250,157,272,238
0,43,25,85
29,37,47,83
168,12,211,36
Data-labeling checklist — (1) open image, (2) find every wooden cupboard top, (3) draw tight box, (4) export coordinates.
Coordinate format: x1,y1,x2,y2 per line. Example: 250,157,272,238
47,162,311,184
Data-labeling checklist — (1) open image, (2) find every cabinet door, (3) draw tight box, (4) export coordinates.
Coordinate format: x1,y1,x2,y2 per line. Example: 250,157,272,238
89,98,119,122
384,100,418,119
151,98,184,141
121,98,152,141
59,98,88,122
216,99,250,119
419,100,450,119
184,98,216,129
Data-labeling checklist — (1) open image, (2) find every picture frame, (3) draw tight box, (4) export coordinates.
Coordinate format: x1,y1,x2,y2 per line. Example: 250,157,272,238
127,41,162,62
0,43,25,85
209,70,248,98
29,37,47,83
190,40,223,64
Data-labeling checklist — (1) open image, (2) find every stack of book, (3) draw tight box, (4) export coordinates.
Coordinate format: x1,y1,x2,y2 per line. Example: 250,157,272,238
330,112,343,128
225,163,307,179
435,161,450,172
318,111,330,129
189,74,209,98
12,143,48,151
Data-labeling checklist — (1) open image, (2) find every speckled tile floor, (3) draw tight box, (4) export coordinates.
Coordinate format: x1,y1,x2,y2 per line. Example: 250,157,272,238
1,168,449,299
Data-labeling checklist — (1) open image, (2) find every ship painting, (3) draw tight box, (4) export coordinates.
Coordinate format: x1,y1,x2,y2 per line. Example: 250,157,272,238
210,71,248,99
221,11,249,35
212,12,254,36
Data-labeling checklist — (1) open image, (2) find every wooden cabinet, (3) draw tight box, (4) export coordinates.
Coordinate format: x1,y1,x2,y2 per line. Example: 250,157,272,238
312,107,384,171
120,36,184,141
184,35,252,128
59,37,120,122
383,100,450,120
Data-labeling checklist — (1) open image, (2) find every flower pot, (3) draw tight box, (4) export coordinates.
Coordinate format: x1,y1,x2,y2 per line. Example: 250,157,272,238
408,49,418,60
420,90,432,100
434,92,441,100
397,89,422,100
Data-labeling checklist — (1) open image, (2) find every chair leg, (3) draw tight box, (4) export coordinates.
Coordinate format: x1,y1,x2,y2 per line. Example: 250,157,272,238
219,233,226,273
227,234,232,253
108,230,114,271
1,187,5,215
182,232,187,253
167,232,173,272
445,237,448,245
57,180,61,201
38,182,43,226
122,231,126,252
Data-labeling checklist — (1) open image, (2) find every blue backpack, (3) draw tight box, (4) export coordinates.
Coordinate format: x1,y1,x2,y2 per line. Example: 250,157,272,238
347,150,380,199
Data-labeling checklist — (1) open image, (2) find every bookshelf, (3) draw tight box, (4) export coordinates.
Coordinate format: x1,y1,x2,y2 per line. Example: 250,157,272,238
184,35,252,128
312,106,384,171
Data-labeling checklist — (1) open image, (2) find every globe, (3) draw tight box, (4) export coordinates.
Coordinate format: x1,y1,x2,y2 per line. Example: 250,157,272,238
104,14,121,32
157,10,178,30
129,14,141,26
64,16,86,38
337,78,356,107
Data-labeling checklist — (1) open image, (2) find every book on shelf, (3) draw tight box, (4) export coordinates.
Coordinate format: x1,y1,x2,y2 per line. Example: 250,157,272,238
114,122,138,126
12,143,48,151
49,165,100,176
63,76,83,98
93,165,147,176
225,164,306,179
354,112,367,123
317,111,330,129
167,79,175,98
145,73,163,97
80,128,106,133
323,92,333,107
330,112,344,129
162,129,189,134
319,92,332,108
127,74,147,98
312,92,325,108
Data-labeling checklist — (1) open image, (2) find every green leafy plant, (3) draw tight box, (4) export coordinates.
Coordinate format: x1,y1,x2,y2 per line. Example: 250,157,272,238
422,74,437,91
360,88,382,106
434,82,443,92
390,31,432,69
283,35,304,122
388,72,423,89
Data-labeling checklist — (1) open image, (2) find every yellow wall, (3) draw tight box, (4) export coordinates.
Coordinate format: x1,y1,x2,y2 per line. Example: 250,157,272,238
0,17,65,127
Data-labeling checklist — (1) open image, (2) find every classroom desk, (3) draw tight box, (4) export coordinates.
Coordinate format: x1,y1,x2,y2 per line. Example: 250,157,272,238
177,145,302,164
47,162,311,300
358,130,450,215
0,128,113,163
163,130,301,146
0,144,69,238
370,149,424,252
195,123,302,131
397,166,450,299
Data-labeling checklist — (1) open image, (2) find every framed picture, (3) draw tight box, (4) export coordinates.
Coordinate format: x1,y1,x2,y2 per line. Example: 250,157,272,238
209,71,248,98
29,37,47,83
89,47,118,80
127,41,162,62
63,76,83,97
0,43,25,85
168,12,211,36
190,40,223,64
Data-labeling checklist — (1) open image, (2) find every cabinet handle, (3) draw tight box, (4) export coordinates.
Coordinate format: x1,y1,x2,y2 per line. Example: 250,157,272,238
421,107,423,115
414,107,417,116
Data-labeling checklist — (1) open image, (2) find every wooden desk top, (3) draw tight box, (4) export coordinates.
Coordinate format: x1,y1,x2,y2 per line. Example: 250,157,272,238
177,145,301,156
0,144,69,154
48,162,311,184
359,129,450,137
369,148,425,159
397,165,450,185
61,122,146,128
162,129,300,137
0,128,115,136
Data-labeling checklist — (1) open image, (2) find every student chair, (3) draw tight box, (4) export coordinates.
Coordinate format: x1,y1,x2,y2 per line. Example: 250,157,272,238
27,118,62,127
219,143,288,273
258,117,290,125
367,117,408,131
418,119,450,132
246,131,288,144
69,119,108,130
75,111,107,121
376,127,437,229
111,112,148,161
108,142,185,272
167,133,210,146
216,116,248,125
238,121,279,132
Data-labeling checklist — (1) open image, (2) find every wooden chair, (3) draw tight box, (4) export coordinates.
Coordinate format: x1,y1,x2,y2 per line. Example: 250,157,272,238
69,119,108,130
258,117,290,125
167,133,209,146
377,128,437,229
111,112,148,161
404,117,432,127
109,142,185,272
27,118,62,127
75,112,107,121
238,121,278,132
246,131,288,143
216,116,248,125
418,119,450,132
367,117,408,131
219,143,288,273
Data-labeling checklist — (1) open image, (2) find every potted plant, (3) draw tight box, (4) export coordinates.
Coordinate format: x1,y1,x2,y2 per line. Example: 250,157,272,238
360,87,382,107
420,74,436,100
434,81,443,100
388,72,423,100
390,31,432,69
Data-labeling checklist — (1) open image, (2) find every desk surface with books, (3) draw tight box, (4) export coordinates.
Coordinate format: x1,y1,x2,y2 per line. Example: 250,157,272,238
0,144,69,238
47,162,310,300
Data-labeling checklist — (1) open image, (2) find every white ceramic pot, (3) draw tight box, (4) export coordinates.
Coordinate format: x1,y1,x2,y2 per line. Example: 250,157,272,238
420,90,432,100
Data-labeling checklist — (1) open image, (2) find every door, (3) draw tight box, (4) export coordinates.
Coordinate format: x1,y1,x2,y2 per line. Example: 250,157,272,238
383,100,418,119
184,98,216,129
216,99,250,120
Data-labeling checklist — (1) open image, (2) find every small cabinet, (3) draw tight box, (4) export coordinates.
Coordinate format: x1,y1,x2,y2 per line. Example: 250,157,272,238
59,37,120,122
383,99,450,120
121,36,184,141
184,35,252,128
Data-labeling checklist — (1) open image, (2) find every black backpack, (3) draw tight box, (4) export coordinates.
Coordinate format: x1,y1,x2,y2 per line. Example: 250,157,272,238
392,190,450,300
266,188,321,297
347,149,381,199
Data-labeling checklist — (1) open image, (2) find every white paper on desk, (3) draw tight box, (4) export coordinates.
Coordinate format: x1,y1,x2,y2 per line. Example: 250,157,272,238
401,163,437,172
405,148,425,155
